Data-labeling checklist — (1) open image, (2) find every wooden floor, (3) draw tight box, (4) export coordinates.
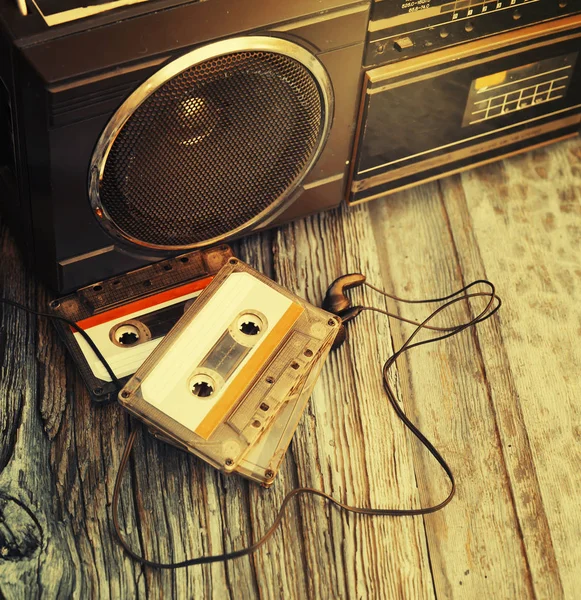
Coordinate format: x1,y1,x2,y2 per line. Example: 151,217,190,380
1,136,580,599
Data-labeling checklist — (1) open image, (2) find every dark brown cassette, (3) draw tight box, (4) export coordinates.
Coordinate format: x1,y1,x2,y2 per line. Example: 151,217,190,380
49,246,233,402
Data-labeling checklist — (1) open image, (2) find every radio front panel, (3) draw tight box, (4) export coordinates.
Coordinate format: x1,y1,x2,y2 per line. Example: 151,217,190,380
349,15,581,203
366,0,580,67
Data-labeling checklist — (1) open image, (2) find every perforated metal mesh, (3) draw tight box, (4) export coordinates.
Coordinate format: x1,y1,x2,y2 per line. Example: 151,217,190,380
98,50,326,247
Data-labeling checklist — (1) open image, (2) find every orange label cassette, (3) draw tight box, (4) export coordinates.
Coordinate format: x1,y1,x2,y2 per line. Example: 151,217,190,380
119,258,340,485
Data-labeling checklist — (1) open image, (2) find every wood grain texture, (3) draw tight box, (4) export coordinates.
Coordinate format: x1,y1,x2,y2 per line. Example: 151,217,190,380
0,136,580,598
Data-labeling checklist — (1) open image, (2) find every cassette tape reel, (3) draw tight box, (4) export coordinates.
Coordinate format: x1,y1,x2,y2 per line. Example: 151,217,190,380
119,259,340,485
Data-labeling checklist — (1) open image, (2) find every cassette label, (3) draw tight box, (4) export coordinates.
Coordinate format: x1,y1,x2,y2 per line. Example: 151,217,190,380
140,272,304,439
73,278,212,381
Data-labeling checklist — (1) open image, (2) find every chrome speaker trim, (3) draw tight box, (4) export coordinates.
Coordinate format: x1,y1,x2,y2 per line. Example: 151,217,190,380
88,35,334,251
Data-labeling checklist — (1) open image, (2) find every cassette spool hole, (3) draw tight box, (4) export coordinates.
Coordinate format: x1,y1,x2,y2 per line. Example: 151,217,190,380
237,312,265,336
115,324,141,346
191,381,214,398
240,320,260,335
189,373,216,398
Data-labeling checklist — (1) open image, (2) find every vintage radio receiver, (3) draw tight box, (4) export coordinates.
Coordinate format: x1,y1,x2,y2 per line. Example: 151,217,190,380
1,0,580,292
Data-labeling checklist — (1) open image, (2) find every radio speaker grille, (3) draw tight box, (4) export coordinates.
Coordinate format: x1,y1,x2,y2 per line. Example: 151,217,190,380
95,45,329,248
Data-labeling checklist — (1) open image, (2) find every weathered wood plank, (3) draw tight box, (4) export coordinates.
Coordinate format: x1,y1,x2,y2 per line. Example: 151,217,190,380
367,180,535,599
444,137,581,599
273,206,434,600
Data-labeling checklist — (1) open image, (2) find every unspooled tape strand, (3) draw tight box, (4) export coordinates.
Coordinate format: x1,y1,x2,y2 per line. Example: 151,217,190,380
1,278,500,569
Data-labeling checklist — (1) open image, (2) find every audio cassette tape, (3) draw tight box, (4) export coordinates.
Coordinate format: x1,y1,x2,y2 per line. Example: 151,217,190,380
119,258,340,486
49,246,233,402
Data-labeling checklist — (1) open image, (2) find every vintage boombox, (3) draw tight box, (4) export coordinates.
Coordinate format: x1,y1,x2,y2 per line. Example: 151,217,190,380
1,0,580,292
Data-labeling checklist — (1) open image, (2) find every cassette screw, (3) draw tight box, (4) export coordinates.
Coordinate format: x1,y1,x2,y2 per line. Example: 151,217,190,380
328,319,336,326
265,470,274,479
266,376,275,384
121,391,129,399
225,458,234,467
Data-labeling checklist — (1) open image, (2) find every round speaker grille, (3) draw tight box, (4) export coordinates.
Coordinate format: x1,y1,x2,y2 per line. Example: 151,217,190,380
91,38,332,249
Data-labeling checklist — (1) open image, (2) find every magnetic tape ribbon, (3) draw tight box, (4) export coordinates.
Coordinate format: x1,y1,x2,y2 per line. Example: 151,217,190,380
1,278,500,569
